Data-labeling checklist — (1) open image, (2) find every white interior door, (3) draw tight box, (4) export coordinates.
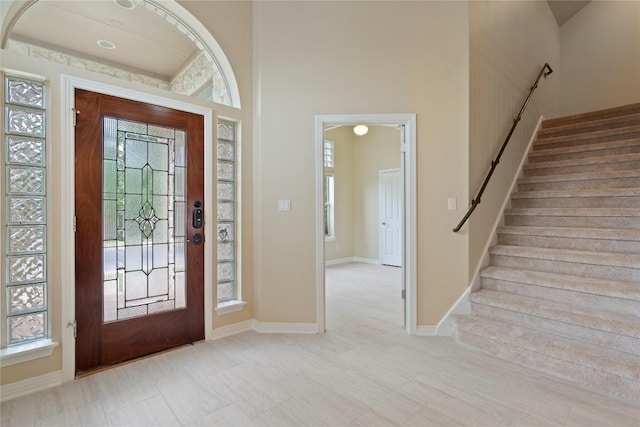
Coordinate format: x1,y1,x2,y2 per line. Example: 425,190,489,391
379,169,402,267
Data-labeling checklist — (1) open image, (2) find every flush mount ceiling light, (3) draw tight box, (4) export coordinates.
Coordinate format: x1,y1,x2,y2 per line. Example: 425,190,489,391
353,125,369,136
114,0,135,9
97,40,116,50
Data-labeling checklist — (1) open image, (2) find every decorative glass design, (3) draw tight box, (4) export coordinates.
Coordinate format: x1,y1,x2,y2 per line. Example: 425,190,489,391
4,75,48,346
9,313,45,341
102,117,186,323
6,106,45,137
216,120,237,303
7,136,45,166
6,77,45,108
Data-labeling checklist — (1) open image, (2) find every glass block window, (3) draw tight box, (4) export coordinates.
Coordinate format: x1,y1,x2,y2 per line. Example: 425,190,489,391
4,75,48,345
217,120,237,304
324,140,334,168
324,140,335,238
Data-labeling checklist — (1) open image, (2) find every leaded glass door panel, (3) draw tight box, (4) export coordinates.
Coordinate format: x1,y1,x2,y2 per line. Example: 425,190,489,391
75,90,204,373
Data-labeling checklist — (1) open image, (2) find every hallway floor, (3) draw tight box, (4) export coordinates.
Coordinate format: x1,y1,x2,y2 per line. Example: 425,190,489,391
2,262,638,426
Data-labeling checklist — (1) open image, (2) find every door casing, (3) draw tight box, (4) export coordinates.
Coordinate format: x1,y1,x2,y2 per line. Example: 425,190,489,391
60,75,214,381
315,114,417,335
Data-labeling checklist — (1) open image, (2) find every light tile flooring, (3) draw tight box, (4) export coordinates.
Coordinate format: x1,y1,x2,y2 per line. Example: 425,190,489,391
2,262,639,426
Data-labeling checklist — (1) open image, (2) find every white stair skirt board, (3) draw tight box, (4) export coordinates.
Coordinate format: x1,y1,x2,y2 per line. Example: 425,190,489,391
0,370,63,402
452,102,640,406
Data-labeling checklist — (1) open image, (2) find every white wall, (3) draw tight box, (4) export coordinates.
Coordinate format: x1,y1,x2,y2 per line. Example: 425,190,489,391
559,0,640,116
255,1,470,326
468,1,560,277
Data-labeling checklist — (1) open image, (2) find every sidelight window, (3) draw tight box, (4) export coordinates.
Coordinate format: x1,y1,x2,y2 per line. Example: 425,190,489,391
3,75,48,346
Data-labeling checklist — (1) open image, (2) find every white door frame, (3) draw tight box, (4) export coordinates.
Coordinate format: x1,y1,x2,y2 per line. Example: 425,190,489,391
315,114,417,335
60,75,214,381
379,168,402,267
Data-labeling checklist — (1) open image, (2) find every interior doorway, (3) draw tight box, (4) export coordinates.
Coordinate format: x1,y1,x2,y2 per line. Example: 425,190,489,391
315,114,417,335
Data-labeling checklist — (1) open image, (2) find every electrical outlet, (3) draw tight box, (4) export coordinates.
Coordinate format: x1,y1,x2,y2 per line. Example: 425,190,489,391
448,198,457,210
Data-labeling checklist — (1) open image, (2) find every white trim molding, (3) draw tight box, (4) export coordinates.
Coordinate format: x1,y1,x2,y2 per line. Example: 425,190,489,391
0,370,62,402
0,339,58,368
215,300,247,316
315,113,417,335
210,319,254,340
416,325,438,336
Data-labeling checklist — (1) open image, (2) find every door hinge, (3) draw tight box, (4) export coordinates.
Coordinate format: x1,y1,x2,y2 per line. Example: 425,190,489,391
67,320,77,338
73,215,77,232
72,108,80,126
401,289,406,300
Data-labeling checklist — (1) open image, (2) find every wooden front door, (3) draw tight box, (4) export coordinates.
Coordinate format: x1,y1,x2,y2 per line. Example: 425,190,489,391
74,89,205,374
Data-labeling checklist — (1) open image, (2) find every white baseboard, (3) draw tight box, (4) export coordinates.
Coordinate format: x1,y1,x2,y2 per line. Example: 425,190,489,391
325,257,380,266
325,257,355,266
416,325,438,336
353,257,380,265
0,370,62,402
210,319,254,340
253,321,318,334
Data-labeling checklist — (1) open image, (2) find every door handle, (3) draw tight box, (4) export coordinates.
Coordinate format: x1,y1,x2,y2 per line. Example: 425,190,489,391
192,200,203,229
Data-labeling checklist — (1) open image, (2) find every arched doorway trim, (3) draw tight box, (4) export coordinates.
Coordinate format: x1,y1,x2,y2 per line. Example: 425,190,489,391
0,0,241,108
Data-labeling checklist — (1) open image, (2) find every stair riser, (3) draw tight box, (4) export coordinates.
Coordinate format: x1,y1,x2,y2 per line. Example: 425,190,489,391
456,331,640,406
534,131,640,151
538,115,640,139
518,177,640,191
523,159,640,177
496,233,640,255
511,196,640,209
504,214,640,230
481,278,640,318
542,104,640,129
489,254,639,282
469,303,640,355
529,143,640,163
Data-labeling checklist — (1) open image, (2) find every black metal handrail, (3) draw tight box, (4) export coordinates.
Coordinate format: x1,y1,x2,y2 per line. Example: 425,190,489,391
453,63,553,233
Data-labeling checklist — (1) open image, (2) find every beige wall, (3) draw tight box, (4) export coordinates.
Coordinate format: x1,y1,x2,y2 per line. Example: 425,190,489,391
0,0,254,386
255,1,470,325
324,127,354,261
559,0,640,116
468,1,560,278
324,125,401,262
352,126,401,261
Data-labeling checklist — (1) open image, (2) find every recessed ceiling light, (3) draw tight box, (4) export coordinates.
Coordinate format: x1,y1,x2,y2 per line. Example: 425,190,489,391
97,40,116,50
114,0,135,9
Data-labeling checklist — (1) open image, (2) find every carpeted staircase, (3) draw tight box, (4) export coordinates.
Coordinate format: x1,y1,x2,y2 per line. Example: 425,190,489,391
453,103,640,405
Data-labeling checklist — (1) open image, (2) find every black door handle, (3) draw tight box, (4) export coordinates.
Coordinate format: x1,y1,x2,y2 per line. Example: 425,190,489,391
192,200,203,229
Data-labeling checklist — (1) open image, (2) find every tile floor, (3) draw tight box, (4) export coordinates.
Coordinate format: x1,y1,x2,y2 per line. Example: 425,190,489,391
2,262,639,426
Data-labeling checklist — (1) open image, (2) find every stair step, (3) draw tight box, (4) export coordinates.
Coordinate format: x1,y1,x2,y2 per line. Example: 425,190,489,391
489,245,639,282
504,207,640,229
534,125,640,151
453,316,640,381
480,266,640,317
510,188,640,209
542,103,640,130
454,325,640,405
496,225,640,254
523,152,640,177
529,138,640,163
469,290,640,349
537,112,640,139
517,169,640,191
